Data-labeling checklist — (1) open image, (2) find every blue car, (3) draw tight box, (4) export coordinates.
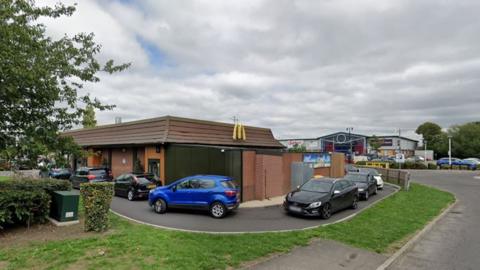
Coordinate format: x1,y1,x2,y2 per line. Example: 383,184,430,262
148,175,240,218
436,157,463,167
462,159,478,170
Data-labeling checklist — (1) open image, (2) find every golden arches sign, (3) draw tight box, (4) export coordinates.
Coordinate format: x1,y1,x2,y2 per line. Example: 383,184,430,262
232,123,247,140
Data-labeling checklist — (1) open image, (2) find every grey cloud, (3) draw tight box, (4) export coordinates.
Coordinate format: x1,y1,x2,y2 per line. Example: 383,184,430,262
48,0,480,140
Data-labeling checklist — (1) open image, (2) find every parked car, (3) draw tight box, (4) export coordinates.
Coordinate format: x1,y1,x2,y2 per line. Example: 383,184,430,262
359,168,384,189
406,156,425,162
343,172,377,200
70,167,113,189
148,175,240,218
114,173,162,201
436,157,463,167
462,158,478,170
48,168,72,179
283,178,358,219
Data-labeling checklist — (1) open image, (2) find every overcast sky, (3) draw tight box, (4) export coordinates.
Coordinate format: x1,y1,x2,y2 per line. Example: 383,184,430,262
42,0,480,140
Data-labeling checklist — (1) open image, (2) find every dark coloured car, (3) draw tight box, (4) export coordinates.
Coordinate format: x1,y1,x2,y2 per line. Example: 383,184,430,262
70,167,113,189
148,175,240,218
359,168,384,189
114,173,162,201
283,178,359,219
49,168,72,179
344,172,377,200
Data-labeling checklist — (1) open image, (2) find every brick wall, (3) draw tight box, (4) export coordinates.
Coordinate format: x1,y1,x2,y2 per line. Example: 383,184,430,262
241,152,346,202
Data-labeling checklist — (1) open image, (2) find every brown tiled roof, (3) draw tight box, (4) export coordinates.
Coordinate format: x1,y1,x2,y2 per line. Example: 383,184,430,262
63,116,284,149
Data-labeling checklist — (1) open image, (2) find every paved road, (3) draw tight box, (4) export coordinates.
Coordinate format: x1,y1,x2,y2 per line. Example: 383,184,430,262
244,239,387,270
388,170,480,270
110,185,396,233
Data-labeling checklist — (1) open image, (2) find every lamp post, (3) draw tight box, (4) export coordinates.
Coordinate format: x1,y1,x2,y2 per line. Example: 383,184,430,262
424,139,428,167
346,127,354,163
448,135,452,167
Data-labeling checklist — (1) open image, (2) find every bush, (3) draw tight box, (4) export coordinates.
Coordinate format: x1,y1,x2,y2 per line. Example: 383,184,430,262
428,163,437,170
0,178,70,229
0,178,71,193
80,182,114,232
0,189,51,228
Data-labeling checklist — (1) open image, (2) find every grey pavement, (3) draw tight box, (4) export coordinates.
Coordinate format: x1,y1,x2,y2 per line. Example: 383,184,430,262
110,185,396,233
387,170,480,270
247,170,479,270
244,239,387,270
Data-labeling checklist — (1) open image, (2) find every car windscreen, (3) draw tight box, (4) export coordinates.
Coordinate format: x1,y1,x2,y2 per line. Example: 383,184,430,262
344,174,368,183
221,181,237,189
300,180,333,193
136,177,153,184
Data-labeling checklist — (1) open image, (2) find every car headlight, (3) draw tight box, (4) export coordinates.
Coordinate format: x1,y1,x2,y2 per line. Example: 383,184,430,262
306,201,322,209
358,188,364,192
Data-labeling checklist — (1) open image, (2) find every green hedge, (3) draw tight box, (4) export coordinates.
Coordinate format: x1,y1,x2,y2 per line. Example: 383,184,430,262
0,178,71,193
0,178,71,229
0,190,51,228
80,182,114,232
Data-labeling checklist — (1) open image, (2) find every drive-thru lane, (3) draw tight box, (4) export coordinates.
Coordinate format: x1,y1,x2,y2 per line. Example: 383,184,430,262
110,184,397,233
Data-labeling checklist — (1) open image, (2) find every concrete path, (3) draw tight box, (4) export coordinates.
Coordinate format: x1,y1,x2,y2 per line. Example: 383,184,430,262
387,170,480,270
110,185,396,233
244,239,387,270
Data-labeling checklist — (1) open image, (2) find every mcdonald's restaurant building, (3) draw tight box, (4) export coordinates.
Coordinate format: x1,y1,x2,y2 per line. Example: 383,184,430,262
63,115,312,202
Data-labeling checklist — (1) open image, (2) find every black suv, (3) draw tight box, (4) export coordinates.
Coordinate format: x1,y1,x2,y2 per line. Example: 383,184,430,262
70,167,113,189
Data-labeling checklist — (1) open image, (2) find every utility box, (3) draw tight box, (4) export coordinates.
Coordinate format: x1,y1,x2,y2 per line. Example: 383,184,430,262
50,190,79,222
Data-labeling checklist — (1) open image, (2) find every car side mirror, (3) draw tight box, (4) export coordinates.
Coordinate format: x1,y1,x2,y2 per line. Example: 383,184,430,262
171,185,177,192
296,185,300,190
333,190,340,195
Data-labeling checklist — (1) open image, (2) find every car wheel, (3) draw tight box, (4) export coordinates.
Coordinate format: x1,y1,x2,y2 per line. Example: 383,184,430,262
364,191,369,201
351,196,359,209
154,199,167,214
320,203,332,219
210,202,227,218
127,189,135,201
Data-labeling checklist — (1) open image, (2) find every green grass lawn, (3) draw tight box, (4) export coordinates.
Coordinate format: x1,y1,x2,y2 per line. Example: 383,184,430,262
0,183,454,270
0,176,10,181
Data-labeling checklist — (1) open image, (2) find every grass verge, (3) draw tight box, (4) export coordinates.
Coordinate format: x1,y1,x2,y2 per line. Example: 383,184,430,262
0,183,454,270
0,176,9,181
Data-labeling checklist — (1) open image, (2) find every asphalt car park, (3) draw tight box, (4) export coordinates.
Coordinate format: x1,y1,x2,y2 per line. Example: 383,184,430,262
110,184,397,233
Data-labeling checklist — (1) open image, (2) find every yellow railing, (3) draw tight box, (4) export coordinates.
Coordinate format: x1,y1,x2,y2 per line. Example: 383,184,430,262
363,161,390,169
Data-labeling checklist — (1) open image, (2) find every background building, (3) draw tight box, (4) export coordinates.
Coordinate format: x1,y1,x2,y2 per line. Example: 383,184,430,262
374,136,419,157
279,132,418,158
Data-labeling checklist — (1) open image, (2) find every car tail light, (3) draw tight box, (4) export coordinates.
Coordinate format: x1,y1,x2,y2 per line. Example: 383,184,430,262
108,171,113,177
225,190,236,197
87,174,96,181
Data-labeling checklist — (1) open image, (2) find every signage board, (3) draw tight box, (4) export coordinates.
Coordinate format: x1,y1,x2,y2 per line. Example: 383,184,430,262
303,153,331,168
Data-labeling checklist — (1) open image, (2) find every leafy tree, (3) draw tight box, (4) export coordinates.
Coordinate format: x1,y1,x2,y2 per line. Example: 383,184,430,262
82,105,97,128
415,122,448,158
368,135,382,153
288,143,307,153
415,122,442,142
0,0,129,165
449,122,480,158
